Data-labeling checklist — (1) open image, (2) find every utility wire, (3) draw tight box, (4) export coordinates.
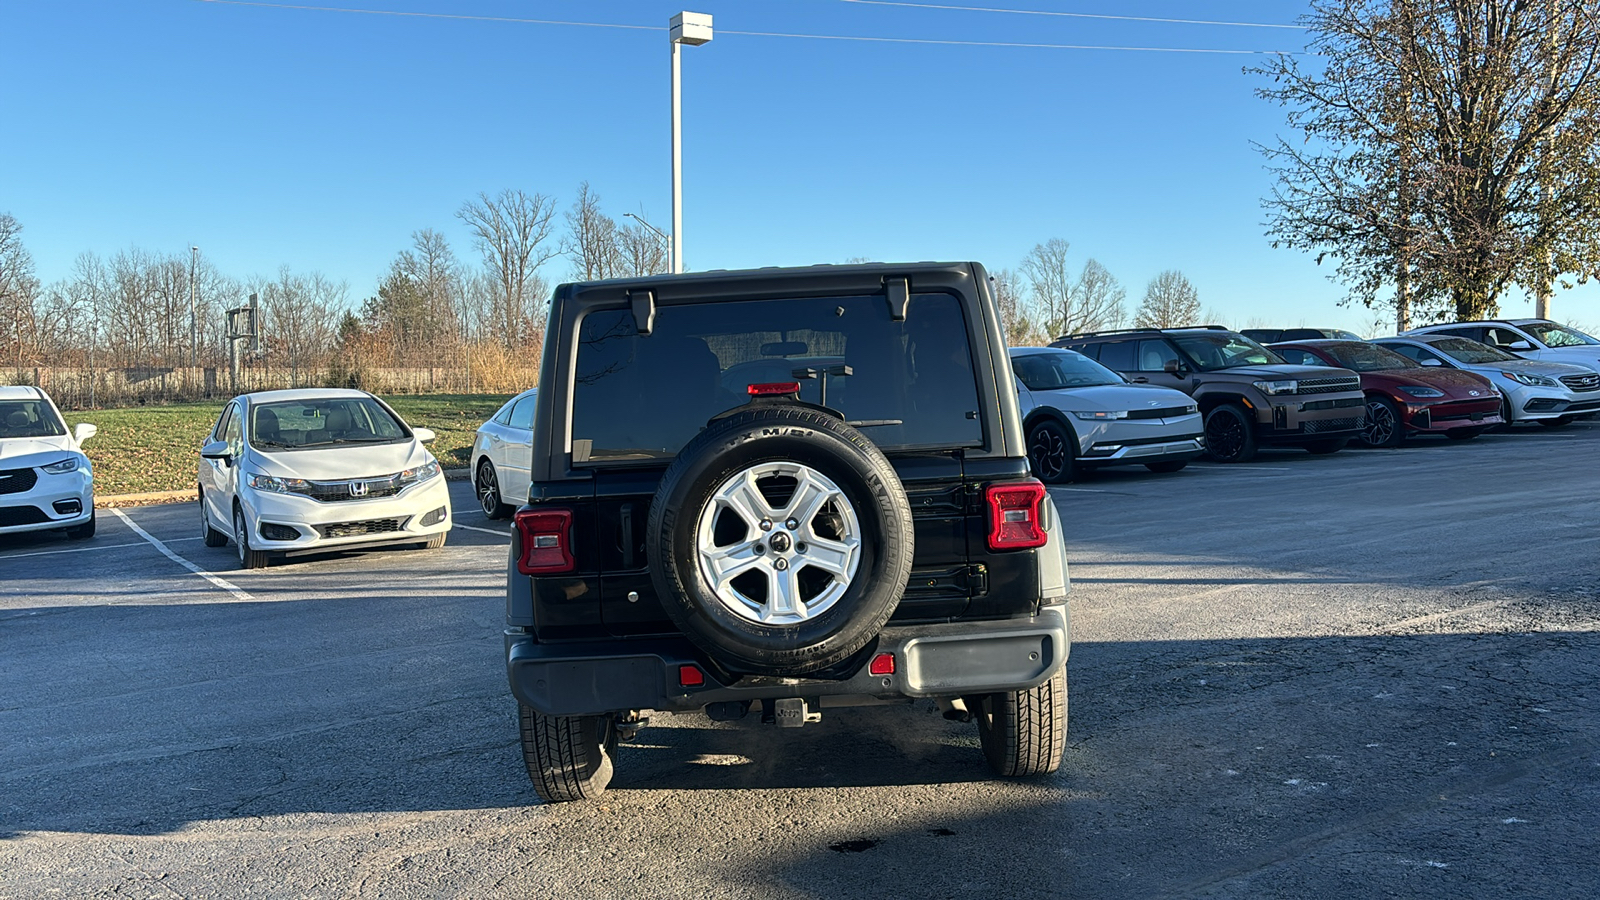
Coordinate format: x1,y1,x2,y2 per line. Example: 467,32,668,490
832,0,1305,30
192,0,1302,54
192,0,659,31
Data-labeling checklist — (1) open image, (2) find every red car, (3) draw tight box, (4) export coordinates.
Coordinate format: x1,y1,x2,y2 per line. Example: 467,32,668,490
1270,340,1503,447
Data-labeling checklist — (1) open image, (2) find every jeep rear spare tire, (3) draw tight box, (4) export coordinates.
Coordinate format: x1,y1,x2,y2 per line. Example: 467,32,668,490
646,405,914,676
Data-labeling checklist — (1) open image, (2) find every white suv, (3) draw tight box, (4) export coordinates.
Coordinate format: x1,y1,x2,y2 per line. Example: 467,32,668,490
0,386,97,540
1406,319,1600,374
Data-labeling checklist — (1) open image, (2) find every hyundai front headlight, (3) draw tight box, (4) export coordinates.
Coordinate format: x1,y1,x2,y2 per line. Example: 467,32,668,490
1252,379,1298,395
1072,410,1128,420
1501,371,1559,388
1398,386,1445,398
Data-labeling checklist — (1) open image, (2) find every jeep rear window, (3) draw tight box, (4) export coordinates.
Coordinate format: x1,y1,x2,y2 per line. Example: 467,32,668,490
570,293,982,462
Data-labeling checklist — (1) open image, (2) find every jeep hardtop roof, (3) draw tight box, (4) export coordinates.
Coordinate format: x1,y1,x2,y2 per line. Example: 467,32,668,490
529,261,1026,483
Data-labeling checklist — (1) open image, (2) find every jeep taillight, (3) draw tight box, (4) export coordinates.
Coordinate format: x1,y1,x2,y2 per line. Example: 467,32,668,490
985,481,1048,551
515,508,575,575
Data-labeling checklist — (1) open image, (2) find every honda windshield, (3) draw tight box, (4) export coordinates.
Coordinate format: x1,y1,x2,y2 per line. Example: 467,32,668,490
249,398,408,450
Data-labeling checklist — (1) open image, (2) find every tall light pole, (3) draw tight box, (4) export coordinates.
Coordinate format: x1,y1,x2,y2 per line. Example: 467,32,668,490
189,245,199,370
623,212,672,274
670,11,712,274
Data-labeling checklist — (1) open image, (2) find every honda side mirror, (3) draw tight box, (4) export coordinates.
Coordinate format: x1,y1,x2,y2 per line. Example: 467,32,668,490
200,440,234,464
413,427,437,443
1507,340,1533,351
1421,358,1443,366
73,423,97,443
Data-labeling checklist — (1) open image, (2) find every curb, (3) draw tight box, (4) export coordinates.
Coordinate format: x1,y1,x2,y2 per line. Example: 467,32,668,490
95,468,472,508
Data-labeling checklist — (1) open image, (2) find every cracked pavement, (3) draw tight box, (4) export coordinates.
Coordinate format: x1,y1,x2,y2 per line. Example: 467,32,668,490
2,421,1598,898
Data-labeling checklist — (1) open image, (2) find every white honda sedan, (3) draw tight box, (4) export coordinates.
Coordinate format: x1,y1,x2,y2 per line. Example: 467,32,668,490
470,387,535,519
0,385,97,540
197,389,451,568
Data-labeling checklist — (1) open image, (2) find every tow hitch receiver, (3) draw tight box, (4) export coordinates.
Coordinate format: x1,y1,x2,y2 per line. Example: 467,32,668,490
770,698,821,728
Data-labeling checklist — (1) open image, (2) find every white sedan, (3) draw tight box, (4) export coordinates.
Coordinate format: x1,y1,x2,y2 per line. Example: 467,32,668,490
0,385,97,540
471,387,536,519
197,388,451,568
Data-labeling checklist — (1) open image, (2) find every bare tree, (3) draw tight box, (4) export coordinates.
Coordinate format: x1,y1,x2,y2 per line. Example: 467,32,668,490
563,182,622,281
364,229,462,363
1255,0,1600,323
989,267,1041,345
256,267,346,384
458,189,559,349
1135,271,1202,328
1019,239,1127,338
1072,259,1129,331
616,218,669,277
0,214,43,366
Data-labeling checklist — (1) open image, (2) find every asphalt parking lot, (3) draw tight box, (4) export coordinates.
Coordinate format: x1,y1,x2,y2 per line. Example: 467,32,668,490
3,422,1598,899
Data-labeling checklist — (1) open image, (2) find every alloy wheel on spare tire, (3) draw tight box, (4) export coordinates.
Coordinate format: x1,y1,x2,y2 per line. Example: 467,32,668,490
645,404,914,676
1203,403,1258,463
1027,419,1075,484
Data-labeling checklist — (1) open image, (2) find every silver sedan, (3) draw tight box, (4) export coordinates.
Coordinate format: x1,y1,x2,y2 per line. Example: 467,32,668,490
471,388,537,518
1010,347,1204,482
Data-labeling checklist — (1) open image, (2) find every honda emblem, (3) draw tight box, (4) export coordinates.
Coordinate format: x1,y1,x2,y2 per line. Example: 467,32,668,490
349,480,369,498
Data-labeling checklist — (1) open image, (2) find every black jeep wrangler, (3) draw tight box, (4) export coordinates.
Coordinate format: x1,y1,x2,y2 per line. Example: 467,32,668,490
505,262,1070,802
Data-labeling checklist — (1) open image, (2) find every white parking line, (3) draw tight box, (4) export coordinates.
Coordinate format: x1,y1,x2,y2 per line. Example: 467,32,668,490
454,523,509,537
107,509,254,602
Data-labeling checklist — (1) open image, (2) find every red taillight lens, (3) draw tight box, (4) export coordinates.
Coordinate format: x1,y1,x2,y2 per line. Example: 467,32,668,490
748,381,801,396
678,665,705,687
985,480,1049,551
869,652,896,676
515,508,574,575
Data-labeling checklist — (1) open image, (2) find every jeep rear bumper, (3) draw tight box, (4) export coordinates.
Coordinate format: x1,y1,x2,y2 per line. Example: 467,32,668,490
507,604,1069,717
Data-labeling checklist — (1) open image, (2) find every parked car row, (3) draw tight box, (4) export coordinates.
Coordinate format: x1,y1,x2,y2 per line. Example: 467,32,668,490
1021,318,1600,479
0,385,453,568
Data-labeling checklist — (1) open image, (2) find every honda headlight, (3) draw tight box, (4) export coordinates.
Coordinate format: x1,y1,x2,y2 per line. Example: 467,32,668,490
41,457,80,474
1398,386,1445,398
1501,371,1559,388
398,460,441,486
248,472,310,494
1252,379,1298,395
1072,410,1128,420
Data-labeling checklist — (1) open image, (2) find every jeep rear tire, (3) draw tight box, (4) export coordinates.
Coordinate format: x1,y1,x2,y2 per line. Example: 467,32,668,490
646,404,914,676
967,667,1067,777
519,703,616,803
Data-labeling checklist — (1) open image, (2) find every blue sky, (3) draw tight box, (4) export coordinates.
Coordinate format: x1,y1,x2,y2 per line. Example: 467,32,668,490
1,0,1589,332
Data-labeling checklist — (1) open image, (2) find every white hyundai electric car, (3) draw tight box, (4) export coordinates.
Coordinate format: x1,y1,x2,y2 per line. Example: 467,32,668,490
0,385,97,540
197,389,451,568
